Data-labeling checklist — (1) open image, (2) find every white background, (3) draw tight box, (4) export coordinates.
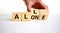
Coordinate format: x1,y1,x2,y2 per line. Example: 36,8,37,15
0,0,60,33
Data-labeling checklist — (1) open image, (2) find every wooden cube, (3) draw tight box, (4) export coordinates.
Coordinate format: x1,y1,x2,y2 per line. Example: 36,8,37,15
21,12,31,21
31,8,40,15
12,12,22,21
38,9,48,20
30,8,40,20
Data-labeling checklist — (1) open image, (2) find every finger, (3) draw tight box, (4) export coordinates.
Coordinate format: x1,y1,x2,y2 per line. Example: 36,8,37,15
27,5,31,12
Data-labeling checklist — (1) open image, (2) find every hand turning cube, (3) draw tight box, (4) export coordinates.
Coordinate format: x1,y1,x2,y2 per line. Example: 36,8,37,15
12,8,48,21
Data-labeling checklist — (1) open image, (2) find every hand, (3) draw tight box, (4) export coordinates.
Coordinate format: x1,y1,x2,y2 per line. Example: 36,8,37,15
23,0,48,12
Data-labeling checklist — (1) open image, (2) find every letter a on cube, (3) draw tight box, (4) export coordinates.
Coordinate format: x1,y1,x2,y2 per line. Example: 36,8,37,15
12,12,21,21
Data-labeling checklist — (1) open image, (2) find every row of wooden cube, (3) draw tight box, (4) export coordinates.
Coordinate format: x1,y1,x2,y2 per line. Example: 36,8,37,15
12,8,48,21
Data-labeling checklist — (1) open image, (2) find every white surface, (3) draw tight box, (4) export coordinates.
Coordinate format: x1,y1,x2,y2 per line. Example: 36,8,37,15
0,14,60,33
0,0,60,33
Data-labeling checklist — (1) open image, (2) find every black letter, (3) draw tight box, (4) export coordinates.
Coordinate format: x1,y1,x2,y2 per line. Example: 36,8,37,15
14,14,19,19
24,14,27,19
31,15,35,20
35,15,39,19
33,10,37,14
42,15,45,20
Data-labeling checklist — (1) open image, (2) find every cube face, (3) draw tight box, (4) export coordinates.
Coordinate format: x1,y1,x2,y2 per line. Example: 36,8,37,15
12,12,21,21
38,9,48,20
30,15,39,20
21,12,31,21
31,8,40,15
31,8,40,20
